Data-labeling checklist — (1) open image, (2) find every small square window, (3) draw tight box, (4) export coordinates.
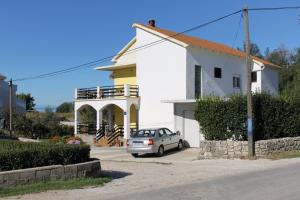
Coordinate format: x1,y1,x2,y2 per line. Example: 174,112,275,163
214,67,222,78
251,72,257,82
233,76,240,88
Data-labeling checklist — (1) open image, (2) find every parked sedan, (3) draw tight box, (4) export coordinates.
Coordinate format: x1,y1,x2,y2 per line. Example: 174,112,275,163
126,128,183,157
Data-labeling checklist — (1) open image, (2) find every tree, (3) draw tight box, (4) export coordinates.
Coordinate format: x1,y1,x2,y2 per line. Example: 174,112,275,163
56,102,74,113
16,93,35,111
238,42,263,58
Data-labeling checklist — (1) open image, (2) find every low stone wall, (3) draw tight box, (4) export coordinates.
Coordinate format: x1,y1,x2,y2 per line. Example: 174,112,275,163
199,137,300,159
0,160,101,188
255,137,300,156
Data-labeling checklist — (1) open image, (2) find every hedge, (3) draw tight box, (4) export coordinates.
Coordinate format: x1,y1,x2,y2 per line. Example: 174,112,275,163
0,141,90,171
195,93,300,141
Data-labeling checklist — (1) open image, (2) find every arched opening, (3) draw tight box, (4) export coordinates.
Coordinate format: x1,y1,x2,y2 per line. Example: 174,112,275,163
130,104,138,133
96,104,125,146
77,104,97,134
99,104,124,131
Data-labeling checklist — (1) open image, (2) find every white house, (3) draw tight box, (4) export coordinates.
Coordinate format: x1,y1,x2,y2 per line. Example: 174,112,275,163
0,74,26,117
74,20,280,147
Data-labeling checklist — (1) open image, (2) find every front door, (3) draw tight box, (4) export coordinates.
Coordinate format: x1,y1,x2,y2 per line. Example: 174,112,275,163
183,110,200,148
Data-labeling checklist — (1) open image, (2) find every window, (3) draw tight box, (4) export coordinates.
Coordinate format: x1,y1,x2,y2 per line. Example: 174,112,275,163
251,72,257,82
233,76,240,88
164,128,173,136
214,67,222,78
132,130,156,138
195,65,201,98
158,129,166,137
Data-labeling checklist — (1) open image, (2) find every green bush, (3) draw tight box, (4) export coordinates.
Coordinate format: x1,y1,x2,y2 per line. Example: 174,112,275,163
0,141,90,171
195,93,300,141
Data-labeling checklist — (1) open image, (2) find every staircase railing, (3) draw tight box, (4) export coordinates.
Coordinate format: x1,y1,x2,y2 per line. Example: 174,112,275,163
95,126,105,141
107,125,124,145
77,122,97,135
95,124,138,145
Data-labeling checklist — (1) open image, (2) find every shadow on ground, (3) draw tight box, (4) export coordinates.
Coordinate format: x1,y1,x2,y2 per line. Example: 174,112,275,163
101,170,132,179
137,147,188,158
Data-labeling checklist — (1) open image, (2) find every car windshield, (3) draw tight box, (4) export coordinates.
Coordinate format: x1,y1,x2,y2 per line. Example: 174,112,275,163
132,130,156,138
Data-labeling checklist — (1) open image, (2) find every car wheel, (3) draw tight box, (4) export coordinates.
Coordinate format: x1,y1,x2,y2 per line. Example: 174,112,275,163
178,140,183,150
157,145,164,157
131,153,138,158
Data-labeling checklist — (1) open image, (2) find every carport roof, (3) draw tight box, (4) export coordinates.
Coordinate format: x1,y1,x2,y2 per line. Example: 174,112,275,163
161,99,197,103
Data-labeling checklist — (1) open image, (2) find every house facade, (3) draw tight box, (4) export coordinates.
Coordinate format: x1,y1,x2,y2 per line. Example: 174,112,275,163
0,74,26,117
74,20,279,147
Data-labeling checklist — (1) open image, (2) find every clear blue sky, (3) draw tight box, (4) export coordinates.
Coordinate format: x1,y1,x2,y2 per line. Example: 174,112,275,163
0,0,299,108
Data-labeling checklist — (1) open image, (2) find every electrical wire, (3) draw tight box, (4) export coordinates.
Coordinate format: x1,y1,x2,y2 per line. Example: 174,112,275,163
248,6,300,11
231,13,243,48
12,9,243,82
11,6,300,82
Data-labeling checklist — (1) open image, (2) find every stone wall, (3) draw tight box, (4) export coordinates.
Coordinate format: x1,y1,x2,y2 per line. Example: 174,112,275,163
199,137,300,159
0,160,101,188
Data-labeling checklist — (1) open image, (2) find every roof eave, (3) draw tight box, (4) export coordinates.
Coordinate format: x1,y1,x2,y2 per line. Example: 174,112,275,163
132,23,189,48
112,37,137,62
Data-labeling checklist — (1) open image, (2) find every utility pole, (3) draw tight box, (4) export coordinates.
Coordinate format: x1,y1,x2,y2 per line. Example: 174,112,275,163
243,6,254,157
9,78,13,137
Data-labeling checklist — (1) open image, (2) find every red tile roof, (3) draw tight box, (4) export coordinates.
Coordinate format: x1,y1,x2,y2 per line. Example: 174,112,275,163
135,24,280,68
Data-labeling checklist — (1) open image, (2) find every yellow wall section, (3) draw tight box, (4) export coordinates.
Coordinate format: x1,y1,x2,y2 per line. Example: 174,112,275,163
114,106,124,126
113,104,136,127
113,67,136,85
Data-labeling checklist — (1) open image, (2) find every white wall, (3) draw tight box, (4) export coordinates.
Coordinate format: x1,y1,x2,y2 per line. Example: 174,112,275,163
115,40,137,65
186,46,248,98
185,47,277,98
136,28,187,131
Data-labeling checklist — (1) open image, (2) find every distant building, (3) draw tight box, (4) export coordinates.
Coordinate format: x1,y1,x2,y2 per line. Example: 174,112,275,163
0,74,26,117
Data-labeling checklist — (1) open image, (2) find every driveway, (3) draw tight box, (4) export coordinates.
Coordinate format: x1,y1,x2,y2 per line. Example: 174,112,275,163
4,147,300,200
90,146,200,164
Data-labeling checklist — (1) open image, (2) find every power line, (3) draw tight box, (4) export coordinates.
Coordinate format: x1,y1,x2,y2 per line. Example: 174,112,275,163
12,5,300,82
248,6,300,11
13,9,243,82
231,13,243,48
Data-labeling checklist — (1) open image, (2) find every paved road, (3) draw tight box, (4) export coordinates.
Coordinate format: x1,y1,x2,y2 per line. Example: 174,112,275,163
112,162,300,200
4,148,300,200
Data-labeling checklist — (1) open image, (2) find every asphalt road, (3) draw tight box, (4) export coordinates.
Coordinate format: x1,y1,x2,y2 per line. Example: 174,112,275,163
111,162,300,200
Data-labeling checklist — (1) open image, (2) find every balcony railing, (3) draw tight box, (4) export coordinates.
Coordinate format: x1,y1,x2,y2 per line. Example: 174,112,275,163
75,84,139,100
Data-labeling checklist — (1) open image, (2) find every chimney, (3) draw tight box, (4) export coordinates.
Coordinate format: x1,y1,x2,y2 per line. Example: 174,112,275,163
148,19,155,27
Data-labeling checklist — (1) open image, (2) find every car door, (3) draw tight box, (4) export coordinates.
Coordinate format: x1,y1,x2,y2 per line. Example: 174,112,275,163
164,128,177,149
158,129,169,150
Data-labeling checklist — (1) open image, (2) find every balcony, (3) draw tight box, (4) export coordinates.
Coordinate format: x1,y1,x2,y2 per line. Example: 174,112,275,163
75,84,139,100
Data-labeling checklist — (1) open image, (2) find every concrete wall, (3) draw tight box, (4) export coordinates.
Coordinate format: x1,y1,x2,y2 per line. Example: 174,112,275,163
136,28,187,130
115,39,136,65
113,67,136,86
186,46,247,98
185,46,272,99
0,160,101,188
199,137,300,159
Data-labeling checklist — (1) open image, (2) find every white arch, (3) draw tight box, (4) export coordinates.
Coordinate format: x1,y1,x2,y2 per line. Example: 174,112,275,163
74,98,140,139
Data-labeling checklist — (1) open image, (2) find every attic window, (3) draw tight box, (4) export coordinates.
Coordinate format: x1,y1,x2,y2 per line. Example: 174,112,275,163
214,67,222,78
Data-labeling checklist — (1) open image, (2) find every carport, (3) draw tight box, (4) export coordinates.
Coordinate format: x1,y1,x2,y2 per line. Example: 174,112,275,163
161,99,204,148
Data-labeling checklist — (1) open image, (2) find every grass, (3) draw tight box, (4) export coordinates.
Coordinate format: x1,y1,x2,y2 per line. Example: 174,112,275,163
267,150,300,160
0,177,111,197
